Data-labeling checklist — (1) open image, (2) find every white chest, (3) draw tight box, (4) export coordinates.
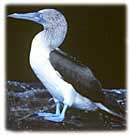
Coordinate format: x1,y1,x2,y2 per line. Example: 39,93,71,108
29,32,65,101
29,32,77,105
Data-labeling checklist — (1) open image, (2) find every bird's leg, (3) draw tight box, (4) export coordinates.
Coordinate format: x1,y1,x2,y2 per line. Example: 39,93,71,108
55,101,60,115
36,98,60,117
44,104,68,122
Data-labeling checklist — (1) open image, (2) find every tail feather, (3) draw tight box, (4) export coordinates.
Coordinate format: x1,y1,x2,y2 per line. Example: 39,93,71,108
95,103,125,120
73,93,125,120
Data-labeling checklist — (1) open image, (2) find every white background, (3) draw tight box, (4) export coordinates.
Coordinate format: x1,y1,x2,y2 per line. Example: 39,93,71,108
0,0,129,135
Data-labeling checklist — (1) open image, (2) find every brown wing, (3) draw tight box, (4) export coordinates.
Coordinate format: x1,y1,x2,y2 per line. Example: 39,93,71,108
50,49,105,103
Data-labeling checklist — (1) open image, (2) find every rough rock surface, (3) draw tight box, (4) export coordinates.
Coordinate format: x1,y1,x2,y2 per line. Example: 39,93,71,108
6,81,126,130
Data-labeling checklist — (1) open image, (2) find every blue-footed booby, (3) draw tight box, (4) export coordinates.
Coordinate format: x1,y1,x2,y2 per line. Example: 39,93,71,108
8,9,123,122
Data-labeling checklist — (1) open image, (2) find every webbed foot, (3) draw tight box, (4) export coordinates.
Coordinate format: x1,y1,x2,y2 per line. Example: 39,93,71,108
35,112,59,117
44,115,64,122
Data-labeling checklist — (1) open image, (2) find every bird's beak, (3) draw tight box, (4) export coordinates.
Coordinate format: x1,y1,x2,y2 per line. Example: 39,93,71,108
8,12,42,24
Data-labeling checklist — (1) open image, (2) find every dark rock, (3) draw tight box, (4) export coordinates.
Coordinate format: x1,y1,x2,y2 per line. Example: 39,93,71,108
6,81,126,130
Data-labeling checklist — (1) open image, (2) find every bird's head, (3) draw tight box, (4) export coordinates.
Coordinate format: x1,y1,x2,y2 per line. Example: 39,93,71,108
8,9,68,49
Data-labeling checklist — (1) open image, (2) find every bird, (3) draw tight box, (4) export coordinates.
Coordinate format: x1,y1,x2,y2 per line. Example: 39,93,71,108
8,9,123,122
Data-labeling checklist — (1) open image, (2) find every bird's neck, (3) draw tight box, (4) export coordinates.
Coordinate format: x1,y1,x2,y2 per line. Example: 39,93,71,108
30,23,67,63
30,31,52,62
43,23,67,49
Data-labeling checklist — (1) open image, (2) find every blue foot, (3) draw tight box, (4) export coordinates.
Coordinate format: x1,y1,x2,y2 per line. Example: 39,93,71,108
35,112,59,117
44,115,64,122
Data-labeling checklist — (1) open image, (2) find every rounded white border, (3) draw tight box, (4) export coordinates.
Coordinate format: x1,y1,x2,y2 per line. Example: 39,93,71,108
0,0,129,135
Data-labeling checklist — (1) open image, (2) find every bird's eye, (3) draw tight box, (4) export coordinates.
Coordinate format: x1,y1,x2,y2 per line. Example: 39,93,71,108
39,14,43,18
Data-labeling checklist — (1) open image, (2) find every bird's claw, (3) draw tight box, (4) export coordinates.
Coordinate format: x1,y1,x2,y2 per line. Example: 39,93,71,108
44,115,64,122
35,112,59,117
